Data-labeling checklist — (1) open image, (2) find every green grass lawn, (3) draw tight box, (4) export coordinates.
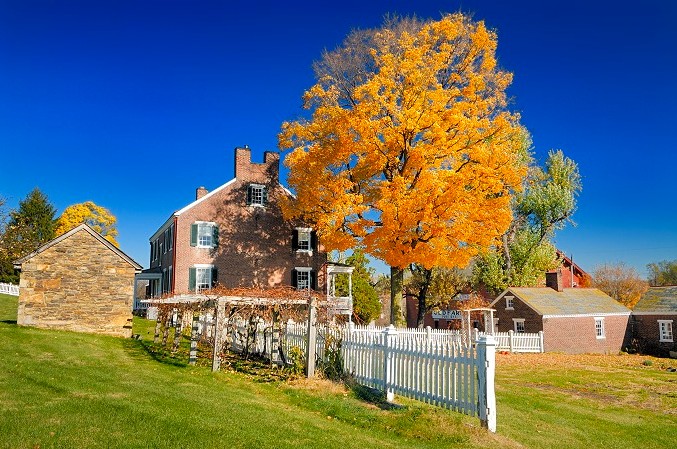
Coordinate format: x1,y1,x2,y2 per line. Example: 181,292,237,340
1,293,675,449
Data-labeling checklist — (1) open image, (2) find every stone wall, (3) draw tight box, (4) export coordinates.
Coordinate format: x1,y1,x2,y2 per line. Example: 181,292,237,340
17,229,135,337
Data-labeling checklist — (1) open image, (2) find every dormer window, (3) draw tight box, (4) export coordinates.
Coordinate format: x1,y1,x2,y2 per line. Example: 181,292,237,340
247,184,268,207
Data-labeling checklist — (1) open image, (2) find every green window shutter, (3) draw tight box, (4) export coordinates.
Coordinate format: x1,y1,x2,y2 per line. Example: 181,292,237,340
190,224,198,247
212,267,218,287
188,267,196,291
212,225,219,248
246,185,252,205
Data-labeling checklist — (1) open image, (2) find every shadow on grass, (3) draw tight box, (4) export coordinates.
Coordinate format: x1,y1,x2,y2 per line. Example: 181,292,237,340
121,338,191,368
345,379,405,410
0,319,17,324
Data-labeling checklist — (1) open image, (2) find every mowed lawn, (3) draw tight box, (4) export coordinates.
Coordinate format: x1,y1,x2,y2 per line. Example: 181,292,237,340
1,293,675,449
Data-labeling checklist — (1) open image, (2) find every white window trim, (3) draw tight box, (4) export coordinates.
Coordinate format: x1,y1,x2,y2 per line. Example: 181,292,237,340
249,183,266,207
513,318,525,333
194,264,214,292
505,295,514,310
295,266,312,291
295,227,313,255
658,320,673,342
594,317,605,339
195,221,217,249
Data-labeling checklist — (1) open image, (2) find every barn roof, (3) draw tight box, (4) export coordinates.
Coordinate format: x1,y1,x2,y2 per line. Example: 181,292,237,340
492,287,631,317
14,224,142,271
633,286,677,315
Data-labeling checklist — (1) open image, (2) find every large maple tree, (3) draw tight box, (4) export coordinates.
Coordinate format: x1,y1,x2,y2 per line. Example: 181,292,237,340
280,14,530,323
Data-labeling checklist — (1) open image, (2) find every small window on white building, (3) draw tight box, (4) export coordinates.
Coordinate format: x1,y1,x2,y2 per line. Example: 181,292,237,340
247,184,268,207
659,320,673,342
513,318,525,333
505,295,514,310
595,317,605,339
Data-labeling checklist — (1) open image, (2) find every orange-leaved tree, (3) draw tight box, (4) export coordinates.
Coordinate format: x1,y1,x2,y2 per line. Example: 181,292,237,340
55,201,119,247
279,13,530,324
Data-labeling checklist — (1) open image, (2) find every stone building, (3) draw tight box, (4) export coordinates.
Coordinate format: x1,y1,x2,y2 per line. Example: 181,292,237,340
137,146,326,306
14,224,142,337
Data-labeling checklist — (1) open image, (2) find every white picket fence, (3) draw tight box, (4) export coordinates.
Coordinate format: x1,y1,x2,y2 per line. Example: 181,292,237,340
220,319,496,431
492,330,544,353
0,283,19,296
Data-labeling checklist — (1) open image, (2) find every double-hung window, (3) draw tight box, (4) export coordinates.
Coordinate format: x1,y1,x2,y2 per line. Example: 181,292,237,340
189,264,217,292
293,228,315,254
247,184,268,207
595,317,605,339
190,222,218,249
513,319,525,333
294,267,313,291
659,320,673,342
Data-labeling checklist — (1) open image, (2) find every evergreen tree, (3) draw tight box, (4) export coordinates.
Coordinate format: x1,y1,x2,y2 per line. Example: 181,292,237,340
0,188,56,282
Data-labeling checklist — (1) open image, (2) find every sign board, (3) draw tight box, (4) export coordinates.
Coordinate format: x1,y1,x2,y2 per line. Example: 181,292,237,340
328,298,352,315
431,309,462,320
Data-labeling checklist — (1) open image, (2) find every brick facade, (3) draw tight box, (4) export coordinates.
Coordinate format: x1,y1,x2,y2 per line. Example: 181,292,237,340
542,315,630,354
493,294,543,333
631,314,676,356
16,226,140,337
146,147,326,294
491,287,631,354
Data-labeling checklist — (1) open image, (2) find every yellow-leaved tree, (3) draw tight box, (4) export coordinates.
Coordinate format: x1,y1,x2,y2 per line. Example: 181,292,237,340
279,13,530,324
55,201,119,247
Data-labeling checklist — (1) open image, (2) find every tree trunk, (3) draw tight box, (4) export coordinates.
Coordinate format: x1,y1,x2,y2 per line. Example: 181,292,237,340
390,266,404,325
416,268,433,328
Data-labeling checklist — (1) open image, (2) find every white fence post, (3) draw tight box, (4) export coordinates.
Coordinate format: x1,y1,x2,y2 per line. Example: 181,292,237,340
305,297,317,378
476,335,497,432
539,330,544,353
383,325,397,402
508,330,514,353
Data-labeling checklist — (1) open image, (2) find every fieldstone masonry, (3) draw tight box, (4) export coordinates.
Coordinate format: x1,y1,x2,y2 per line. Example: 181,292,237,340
17,226,139,337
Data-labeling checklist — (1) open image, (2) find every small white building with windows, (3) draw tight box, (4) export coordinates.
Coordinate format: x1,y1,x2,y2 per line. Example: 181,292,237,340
490,273,631,354
135,146,326,310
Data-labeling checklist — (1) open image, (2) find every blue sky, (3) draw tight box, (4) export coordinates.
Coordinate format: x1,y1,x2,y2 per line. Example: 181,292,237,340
1,0,675,277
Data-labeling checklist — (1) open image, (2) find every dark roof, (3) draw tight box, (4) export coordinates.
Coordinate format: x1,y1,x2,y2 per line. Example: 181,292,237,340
14,224,142,271
633,287,677,314
492,287,630,316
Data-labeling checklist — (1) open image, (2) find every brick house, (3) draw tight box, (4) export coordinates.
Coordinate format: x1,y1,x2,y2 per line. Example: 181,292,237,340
138,147,326,301
490,273,631,354
13,224,142,337
631,286,676,356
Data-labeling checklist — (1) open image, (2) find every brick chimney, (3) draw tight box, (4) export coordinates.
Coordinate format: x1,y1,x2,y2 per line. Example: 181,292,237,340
196,186,208,200
234,146,280,183
545,270,564,292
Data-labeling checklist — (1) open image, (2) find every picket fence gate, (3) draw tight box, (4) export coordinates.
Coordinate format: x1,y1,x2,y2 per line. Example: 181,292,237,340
0,283,19,296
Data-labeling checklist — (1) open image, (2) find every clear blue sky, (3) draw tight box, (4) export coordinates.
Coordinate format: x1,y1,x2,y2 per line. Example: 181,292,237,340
1,0,675,277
